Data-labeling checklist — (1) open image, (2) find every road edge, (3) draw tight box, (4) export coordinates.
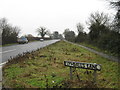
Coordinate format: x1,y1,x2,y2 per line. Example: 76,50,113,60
64,40,119,63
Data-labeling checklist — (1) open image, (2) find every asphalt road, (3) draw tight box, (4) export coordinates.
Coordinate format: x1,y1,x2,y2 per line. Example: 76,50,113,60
0,39,60,64
0,39,60,86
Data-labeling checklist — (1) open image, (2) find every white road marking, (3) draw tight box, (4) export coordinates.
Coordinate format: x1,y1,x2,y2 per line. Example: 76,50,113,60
0,49,16,54
0,61,8,69
0,61,8,66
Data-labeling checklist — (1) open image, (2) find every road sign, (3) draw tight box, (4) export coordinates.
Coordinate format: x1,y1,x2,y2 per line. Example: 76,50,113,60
64,61,101,84
64,61,101,71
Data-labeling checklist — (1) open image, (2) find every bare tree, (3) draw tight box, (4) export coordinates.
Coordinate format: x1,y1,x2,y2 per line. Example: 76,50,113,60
53,31,59,39
63,28,70,36
0,18,8,36
110,0,120,32
46,30,52,38
87,12,110,42
63,28,75,42
36,26,48,39
76,23,87,42
110,0,120,10
76,23,84,34
88,12,110,26
0,18,21,45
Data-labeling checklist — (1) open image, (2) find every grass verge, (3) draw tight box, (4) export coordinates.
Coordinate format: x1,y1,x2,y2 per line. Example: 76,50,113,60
2,40,119,88
79,42,119,57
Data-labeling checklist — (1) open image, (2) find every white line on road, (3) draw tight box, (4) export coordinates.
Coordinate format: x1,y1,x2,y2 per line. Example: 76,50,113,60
0,61,8,66
0,49,16,54
0,61,8,69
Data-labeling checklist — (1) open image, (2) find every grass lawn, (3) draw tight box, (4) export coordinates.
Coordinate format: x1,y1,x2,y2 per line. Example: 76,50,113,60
2,40,119,88
79,42,119,57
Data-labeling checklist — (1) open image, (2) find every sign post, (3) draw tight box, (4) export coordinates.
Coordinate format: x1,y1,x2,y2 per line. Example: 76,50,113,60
70,67,73,80
64,61,101,84
93,70,97,85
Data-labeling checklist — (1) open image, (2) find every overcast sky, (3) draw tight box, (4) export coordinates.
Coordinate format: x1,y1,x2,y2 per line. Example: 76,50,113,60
0,0,116,36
